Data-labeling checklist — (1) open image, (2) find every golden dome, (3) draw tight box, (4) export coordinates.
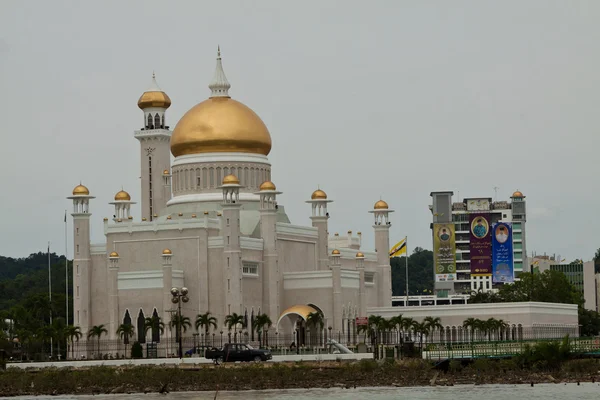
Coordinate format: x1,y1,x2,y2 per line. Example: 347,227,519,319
170,97,272,157
109,251,119,258
166,215,172,220
356,252,365,258
72,184,89,196
137,74,171,110
114,190,131,201
178,212,183,216
332,249,341,255
512,190,524,198
162,248,172,255
142,217,147,221
191,214,197,218
222,174,240,185
127,216,133,220
103,218,108,221
163,169,170,175
203,211,209,215
259,181,276,191
374,200,389,210
311,189,327,200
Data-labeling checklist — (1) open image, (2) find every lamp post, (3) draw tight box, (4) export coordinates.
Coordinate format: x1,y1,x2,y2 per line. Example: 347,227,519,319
170,287,189,359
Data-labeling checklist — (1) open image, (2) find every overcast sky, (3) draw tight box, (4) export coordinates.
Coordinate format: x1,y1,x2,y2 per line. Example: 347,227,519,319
0,1,598,261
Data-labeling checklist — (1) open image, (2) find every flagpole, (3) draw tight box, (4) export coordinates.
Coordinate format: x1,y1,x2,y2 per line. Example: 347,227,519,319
65,210,69,326
48,242,53,358
405,236,409,306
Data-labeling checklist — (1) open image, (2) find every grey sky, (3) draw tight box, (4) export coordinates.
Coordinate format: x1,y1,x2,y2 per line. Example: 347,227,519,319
0,1,598,261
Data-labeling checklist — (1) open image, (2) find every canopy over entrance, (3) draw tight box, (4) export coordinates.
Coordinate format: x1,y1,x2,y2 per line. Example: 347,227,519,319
277,304,318,328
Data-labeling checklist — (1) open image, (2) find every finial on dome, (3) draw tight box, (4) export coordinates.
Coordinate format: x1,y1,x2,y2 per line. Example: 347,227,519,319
152,70,155,79
209,46,231,98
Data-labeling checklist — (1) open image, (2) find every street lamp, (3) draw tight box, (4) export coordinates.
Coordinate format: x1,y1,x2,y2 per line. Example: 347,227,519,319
170,286,189,358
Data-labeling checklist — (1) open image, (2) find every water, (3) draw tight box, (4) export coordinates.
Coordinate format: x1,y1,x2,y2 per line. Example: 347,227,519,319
5,384,600,400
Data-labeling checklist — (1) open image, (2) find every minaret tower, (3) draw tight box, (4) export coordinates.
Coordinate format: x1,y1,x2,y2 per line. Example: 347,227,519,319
369,199,394,307
330,249,342,332
220,174,243,320
256,180,282,321
306,189,333,270
134,73,172,221
355,252,366,317
109,189,136,221
67,183,95,336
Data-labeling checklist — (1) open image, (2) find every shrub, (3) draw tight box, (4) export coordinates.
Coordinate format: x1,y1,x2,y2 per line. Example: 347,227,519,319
448,359,462,373
131,342,143,359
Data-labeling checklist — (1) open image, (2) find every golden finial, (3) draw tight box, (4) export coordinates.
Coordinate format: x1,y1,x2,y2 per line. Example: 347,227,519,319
217,45,221,58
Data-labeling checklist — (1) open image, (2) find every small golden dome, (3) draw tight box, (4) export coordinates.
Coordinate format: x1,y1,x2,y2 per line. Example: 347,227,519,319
153,214,158,218
222,174,240,185
137,75,171,110
191,214,197,218
347,230,352,234
311,189,327,200
357,231,362,235
114,190,131,201
109,251,119,258
203,211,209,215
142,217,147,221
127,216,133,220
166,215,172,220
259,181,276,191
374,200,389,210
163,169,170,175
512,190,524,198
72,184,89,196
178,212,183,216
356,252,365,258
103,217,108,221
334,233,339,236
162,248,172,255
170,97,272,157
217,212,222,216
117,218,122,222
332,249,341,255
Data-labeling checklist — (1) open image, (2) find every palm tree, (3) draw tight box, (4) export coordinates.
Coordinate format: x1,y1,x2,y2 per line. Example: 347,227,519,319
378,318,395,345
37,324,55,359
195,312,218,345
170,314,192,342
306,311,324,345
412,321,429,350
144,316,165,342
401,317,415,342
87,324,108,358
389,315,404,343
64,325,83,360
116,324,135,358
367,315,384,345
224,313,245,342
423,316,443,344
462,317,479,343
253,313,272,347
357,324,369,343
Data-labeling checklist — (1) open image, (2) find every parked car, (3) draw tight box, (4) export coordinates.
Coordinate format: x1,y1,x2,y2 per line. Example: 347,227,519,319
205,343,272,364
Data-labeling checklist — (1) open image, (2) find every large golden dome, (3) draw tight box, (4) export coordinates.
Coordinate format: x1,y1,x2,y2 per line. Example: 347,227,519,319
311,189,327,200
72,184,89,196
114,190,131,201
374,199,389,209
170,97,272,157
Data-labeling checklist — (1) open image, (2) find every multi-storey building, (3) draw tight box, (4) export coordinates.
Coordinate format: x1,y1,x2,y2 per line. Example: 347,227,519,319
430,191,528,296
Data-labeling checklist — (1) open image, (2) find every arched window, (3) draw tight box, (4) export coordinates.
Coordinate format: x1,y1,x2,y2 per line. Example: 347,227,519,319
154,114,161,129
137,309,146,343
151,309,161,343
122,310,132,345
147,114,153,129
161,114,165,128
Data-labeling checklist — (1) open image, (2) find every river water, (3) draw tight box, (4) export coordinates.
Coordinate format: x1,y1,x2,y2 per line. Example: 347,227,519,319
4,384,599,400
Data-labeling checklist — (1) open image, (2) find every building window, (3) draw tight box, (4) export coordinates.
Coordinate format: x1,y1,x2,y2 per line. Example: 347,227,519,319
76,244,79,253
513,223,522,230
365,272,375,284
243,262,259,276
76,264,79,275
76,286,79,297
76,227,79,235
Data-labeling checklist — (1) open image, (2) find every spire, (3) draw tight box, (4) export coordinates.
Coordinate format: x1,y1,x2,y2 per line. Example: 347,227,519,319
147,72,162,92
209,46,231,98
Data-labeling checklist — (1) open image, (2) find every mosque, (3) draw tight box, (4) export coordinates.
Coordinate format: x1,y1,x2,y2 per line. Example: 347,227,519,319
67,50,394,347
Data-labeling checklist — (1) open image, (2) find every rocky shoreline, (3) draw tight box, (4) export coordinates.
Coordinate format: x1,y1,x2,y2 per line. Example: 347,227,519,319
1,359,599,397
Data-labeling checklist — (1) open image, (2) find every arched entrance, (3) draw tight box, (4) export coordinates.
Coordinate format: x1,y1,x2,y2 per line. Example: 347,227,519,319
277,304,320,347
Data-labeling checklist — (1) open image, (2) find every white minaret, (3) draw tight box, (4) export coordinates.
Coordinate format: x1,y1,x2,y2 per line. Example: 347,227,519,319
109,189,136,221
355,252,366,317
330,249,342,333
255,180,282,322
220,174,243,321
369,199,394,307
134,73,172,221
161,249,173,330
67,183,95,337
306,189,333,271
107,251,119,339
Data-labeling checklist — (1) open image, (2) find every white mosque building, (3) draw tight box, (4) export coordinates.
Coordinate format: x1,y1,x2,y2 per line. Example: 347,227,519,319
67,50,395,350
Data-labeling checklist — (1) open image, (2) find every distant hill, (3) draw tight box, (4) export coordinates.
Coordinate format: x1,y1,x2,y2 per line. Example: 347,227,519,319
0,252,71,323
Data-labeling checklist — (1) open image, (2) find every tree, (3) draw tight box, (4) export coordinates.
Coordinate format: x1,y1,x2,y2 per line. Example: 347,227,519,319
391,248,434,296
144,316,165,343
594,248,600,274
195,312,218,343
170,315,191,342
64,325,82,360
253,313,272,347
424,316,443,343
116,324,134,358
462,317,479,343
224,313,245,342
87,324,108,358
579,308,600,337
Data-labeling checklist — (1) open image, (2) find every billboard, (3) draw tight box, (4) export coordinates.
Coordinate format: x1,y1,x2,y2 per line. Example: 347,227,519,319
433,223,456,282
469,213,492,276
492,222,514,283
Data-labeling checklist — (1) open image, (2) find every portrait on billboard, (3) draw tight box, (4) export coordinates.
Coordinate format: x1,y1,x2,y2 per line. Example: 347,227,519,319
495,224,509,244
471,217,489,238
437,226,452,242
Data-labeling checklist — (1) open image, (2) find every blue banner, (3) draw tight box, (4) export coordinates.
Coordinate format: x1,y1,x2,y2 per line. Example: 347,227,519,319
492,222,514,283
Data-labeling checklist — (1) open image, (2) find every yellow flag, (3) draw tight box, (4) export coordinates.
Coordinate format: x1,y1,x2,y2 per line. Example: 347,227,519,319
389,238,407,258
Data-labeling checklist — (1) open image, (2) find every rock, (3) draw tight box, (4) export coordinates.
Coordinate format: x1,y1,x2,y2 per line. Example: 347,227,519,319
110,386,126,394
